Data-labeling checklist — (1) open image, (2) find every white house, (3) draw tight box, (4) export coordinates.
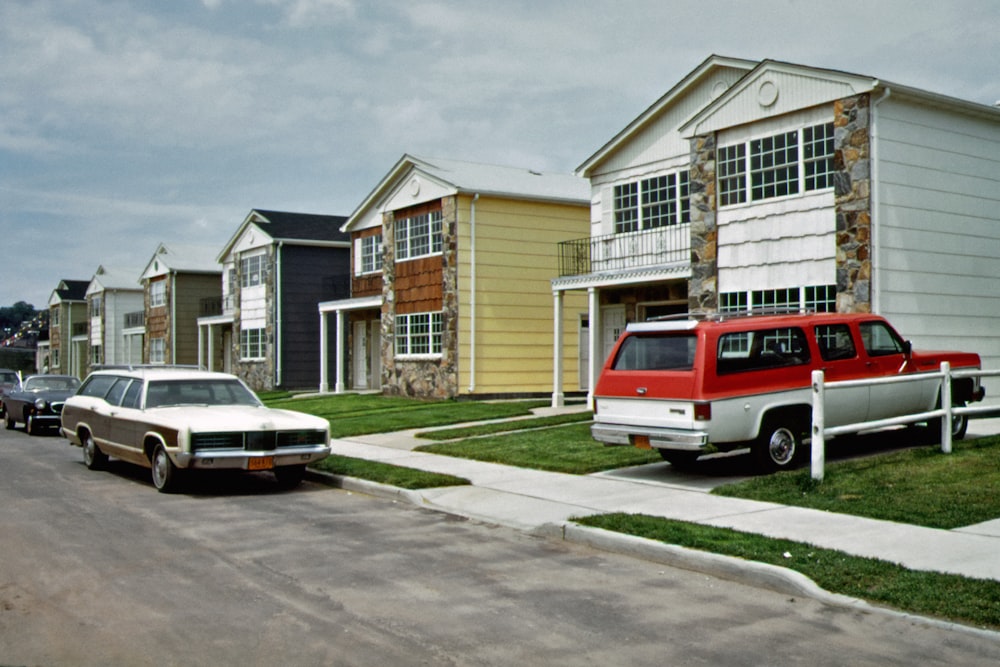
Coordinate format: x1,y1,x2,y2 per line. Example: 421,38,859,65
553,55,1000,406
85,264,144,370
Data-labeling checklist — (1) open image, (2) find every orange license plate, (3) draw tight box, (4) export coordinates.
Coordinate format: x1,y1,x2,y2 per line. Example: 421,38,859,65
633,435,652,449
249,456,274,471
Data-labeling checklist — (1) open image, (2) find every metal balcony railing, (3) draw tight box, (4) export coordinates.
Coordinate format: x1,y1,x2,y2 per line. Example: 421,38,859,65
558,224,692,277
124,311,145,329
200,296,223,317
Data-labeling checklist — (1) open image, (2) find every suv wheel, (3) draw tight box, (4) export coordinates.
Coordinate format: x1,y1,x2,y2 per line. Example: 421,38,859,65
753,417,804,473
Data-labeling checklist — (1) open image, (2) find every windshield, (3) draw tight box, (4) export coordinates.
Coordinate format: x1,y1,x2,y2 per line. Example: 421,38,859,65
145,379,262,408
23,376,81,392
612,334,697,371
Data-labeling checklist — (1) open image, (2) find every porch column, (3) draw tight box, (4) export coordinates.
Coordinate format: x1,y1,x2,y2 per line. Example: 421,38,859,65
587,287,599,410
335,309,347,394
551,289,564,408
197,324,204,370
206,324,214,371
318,310,329,393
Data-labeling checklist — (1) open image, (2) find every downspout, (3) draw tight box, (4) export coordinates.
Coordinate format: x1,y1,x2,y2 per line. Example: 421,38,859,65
870,85,891,314
171,272,177,364
275,242,283,388
468,193,479,393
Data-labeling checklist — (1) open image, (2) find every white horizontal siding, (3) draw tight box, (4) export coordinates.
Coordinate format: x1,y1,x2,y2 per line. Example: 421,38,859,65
718,191,836,291
874,96,1000,371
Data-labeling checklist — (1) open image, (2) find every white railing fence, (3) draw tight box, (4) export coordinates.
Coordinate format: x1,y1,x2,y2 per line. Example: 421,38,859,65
810,363,1000,481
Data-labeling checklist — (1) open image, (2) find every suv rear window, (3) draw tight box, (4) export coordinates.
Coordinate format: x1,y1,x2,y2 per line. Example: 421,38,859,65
612,334,696,371
717,327,810,374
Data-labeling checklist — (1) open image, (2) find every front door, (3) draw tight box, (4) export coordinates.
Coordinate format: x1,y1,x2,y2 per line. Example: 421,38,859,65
353,320,368,390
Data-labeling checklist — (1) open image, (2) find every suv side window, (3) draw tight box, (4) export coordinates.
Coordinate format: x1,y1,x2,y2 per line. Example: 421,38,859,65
717,327,810,374
859,321,906,357
816,324,857,361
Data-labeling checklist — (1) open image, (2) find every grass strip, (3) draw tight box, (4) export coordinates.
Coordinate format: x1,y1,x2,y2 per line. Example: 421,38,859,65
310,454,470,490
416,411,594,440
714,435,1000,529
417,422,661,474
576,513,1000,630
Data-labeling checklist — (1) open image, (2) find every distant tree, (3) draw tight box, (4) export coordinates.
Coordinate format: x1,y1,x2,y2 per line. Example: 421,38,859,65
0,302,38,334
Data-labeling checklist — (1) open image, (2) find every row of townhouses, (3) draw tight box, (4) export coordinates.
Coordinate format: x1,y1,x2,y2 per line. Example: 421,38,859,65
42,56,1000,406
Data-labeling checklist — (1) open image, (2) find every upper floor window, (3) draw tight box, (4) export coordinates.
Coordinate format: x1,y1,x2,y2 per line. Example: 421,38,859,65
614,171,690,234
241,254,265,288
720,284,837,315
396,211,443,261
52,309,60,327
360,234,383,274
395,311,443,357
150,280,166,308
90,296,102,318
718,122,835,207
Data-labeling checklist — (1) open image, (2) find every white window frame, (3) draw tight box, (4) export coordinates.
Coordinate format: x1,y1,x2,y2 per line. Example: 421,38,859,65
395,211,443,261
718,122,835,208
240,327,266,360
394,312,443,358
719,284,837,315
613,171,690,234
240,254,265,288
149,337,166,364
150,281,166,308
359,234,383,274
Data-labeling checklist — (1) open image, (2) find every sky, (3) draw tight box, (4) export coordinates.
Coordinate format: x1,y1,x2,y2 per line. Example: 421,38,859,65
2,0,999,310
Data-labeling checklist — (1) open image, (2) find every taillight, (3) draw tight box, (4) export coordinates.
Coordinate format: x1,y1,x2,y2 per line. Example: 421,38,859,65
694,402,711,421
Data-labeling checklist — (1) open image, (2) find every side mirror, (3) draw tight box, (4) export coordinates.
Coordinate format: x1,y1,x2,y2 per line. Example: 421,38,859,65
902,340,913,355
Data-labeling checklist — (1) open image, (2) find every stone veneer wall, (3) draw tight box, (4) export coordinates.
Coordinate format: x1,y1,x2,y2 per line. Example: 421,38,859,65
380,196,460,399
687,133,718,313
233,246,276,392
833,93,873,313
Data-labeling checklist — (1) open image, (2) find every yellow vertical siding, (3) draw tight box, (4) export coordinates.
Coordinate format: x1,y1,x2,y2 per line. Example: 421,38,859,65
455,194,589,395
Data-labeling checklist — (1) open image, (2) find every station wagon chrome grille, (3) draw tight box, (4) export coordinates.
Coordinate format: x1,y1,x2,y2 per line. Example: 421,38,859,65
191,433,245,450
276,430,327,448
191,429,326,452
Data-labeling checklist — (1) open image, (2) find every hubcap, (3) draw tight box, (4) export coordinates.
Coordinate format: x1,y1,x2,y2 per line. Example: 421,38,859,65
768,428,796,465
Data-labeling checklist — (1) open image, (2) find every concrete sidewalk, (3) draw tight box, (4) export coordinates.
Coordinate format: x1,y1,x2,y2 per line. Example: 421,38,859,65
326,419,1000,586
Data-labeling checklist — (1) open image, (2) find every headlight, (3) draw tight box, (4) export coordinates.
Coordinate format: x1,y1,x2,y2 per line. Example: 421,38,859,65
35,398,48,410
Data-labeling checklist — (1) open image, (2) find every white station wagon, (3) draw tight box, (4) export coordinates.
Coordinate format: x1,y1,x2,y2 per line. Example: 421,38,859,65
60,368,331,492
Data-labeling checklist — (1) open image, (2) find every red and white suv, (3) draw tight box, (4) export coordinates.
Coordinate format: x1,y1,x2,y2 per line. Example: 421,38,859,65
591,312,984,472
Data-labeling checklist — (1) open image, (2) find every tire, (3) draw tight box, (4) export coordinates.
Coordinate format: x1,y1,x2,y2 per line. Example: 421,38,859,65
658,450,700,469
26,413,38,436
753,416,805,473
151,444,182,493
4,413,15,430
929,401,968,441
273,464,307,489
82,431,108,471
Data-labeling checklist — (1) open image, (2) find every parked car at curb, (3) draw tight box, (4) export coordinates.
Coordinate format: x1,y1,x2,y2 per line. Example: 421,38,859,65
60,367,331,493
3,374,81,434
591,312,984,473
0,368,19,419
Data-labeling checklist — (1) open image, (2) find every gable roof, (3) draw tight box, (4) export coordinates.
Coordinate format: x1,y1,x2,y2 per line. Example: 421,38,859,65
217,209,349,262
87,264,142,295
680,58,1000,137
49,279,89,305
141,242,222,281
576,54,757,177
344,154,590,232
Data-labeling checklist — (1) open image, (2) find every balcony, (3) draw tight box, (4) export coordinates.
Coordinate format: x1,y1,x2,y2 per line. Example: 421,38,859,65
124,311,145,329
558,224,691,277
199,296,223,317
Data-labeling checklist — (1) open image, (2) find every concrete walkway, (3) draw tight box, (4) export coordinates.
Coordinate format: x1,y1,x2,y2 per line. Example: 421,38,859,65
325,414,1000,587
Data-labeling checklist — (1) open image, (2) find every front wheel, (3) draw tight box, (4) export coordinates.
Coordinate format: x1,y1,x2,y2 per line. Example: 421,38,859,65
26,413,39,436
4,413,15,430
151,444,182,493
82,431,108,470
753,417,805,473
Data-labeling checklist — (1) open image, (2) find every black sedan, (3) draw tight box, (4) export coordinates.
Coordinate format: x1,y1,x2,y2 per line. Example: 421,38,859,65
0,368,18,419
3,374,81,435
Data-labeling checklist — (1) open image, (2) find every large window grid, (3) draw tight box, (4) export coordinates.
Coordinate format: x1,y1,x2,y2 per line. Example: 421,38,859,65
718,122,835,207
241,255,265,288
614,171,690,234
396,211,443,261
240,327,266,360
360,234,383,274
719,284,837,315
395,312,443,357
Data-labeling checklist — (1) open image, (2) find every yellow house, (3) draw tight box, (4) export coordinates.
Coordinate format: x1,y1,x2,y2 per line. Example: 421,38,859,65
319,154,590,400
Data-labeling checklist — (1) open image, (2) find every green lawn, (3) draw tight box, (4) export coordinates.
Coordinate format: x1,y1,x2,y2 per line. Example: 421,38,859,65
311,455,469,490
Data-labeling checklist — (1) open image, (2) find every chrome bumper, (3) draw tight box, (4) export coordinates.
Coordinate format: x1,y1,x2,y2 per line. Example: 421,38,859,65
591,423,709,451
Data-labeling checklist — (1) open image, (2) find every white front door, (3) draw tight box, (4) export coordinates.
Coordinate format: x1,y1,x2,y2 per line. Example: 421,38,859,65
353,320,368,389
601,306,626,366
369,321,382,390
